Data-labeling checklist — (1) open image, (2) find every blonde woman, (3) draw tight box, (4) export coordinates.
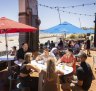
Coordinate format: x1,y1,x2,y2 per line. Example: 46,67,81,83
42,57,63,91
19,52,41,90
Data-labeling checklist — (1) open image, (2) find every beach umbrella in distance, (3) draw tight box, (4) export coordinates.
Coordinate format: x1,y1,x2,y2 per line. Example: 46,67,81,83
40,22,85,34
0,17,37,69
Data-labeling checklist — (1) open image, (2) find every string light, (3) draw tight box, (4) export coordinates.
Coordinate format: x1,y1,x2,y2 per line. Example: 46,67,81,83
38,2,96,9
59,9,94,16
38,3,95,16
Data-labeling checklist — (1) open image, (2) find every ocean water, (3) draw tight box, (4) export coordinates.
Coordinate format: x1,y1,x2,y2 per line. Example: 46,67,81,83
0,33,19,37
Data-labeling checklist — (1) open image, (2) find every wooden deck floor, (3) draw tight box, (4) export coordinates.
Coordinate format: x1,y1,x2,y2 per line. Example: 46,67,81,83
86,51,96,91
60,50,96,91
0,50,96,91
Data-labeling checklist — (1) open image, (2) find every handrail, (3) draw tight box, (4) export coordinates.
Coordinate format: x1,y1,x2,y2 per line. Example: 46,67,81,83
0,51,8,56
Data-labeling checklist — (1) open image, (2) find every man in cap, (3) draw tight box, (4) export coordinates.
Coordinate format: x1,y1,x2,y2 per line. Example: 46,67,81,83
71,52,93,91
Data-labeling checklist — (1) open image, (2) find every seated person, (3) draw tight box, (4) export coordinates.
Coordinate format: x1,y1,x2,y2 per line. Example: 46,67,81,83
56,48,76,91
57,48,76,73
9,46,17,65
71,52,93,91
41,57,64,91
36,47,57,63
73,41,80,54
16,42,32,62
50,47,60,59
19,52,41,90
11,44,32,78
10,46,17,56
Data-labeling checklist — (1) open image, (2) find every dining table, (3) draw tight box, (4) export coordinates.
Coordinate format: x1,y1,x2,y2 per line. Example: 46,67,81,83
14,60,73,91
0,55,15,71
0,55,15,91
14,60,73,75
35,60,73,91
0,55,15,61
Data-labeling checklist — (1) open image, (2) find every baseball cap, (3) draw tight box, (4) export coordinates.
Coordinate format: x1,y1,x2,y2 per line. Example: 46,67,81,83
76,52,87,58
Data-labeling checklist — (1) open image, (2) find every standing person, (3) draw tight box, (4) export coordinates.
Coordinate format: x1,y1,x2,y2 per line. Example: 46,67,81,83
74,41,80,54
42,57,64,91
50,41,55,49
58,38,63,50
16,42,32,62
71,52,93,91
19,52,41,91
86,38,91,56
47,40,51,49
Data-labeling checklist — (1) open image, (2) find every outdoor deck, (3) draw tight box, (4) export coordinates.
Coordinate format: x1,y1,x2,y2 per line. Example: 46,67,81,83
0,50,96,91
86,50,96,91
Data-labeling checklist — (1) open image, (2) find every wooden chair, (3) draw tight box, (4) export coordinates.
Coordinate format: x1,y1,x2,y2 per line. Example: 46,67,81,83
16,82,30,91
38,71,60,91
93,56,96,69
38,72,43,91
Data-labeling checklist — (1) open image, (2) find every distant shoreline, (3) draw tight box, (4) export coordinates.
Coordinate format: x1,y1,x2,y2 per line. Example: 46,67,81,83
0,33,19,37
0,33,62,51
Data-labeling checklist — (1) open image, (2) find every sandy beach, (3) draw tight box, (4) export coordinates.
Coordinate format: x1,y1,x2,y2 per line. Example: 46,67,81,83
0,33,63,52
0,36,19,51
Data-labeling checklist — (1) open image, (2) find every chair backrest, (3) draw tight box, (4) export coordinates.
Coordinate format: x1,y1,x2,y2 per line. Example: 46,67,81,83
38,72,44,91
16,82,30,91
38,71,60,91
93,56,96,64
92,56,96,69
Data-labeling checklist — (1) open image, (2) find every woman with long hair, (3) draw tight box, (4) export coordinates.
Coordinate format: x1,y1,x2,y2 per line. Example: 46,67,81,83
19,52,40,91
42,57,63,91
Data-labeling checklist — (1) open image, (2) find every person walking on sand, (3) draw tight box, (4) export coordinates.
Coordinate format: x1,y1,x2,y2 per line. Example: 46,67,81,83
86,37,91,56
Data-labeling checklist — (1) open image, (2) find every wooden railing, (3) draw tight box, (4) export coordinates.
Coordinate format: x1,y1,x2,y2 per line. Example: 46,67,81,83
0,51,7,56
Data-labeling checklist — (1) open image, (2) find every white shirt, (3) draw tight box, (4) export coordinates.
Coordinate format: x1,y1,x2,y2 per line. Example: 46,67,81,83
40,52,56,62
74,44,80,49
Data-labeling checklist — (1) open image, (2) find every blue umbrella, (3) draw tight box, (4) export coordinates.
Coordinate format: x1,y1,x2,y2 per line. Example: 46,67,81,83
83,29,94,34
40,22,85,34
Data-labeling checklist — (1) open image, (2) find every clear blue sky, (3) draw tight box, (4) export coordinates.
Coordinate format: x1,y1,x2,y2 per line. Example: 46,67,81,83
0,0,96,30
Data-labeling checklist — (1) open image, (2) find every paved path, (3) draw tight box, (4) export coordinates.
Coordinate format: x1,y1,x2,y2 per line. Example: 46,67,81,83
86,51,96,91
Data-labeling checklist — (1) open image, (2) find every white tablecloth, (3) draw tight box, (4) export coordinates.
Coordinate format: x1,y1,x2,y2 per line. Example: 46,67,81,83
14,60,73,75
31,61,73,75
56,63,73,75
14,60,22,66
